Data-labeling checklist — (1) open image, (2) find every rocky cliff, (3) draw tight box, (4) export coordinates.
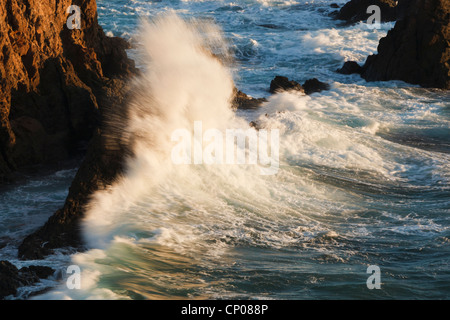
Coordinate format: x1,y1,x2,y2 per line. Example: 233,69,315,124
0,0,136,260
0,0,135,183
361,0,450,89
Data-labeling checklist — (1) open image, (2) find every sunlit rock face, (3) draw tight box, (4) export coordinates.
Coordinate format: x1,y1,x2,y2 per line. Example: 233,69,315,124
0,0,135,182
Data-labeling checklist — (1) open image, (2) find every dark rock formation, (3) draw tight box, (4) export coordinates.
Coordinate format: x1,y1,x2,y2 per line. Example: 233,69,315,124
0,0,136,183
337,61,363,75
0,261,20,299
269,76,304,94
361,0,450,89
18,121,128,259
0,0,136,259
335,0,400,24
0,260,55,299
232,88,267,110
269,76,330,95
302,78,330,94
19,265,55,279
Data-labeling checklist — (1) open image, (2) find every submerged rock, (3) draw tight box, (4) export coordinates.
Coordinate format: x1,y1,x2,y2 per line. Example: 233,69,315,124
361,0,450,89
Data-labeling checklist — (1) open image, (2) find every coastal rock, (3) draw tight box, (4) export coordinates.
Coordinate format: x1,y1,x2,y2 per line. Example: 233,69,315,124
20,265,55,280
269,76,304,94
337,61,363,75
232,88,267,110
19,121,127,259
361,0,450,89
0,260,55,299
335,0,400,24
302,78,330,94
0,0,135,259
0,261,20,299
269,76,330,95
0,0,136,184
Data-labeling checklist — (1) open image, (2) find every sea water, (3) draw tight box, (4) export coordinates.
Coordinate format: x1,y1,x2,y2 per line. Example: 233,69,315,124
1,0,449,300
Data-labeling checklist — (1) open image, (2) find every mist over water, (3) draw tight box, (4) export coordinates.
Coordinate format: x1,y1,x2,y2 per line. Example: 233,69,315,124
3,0,448,299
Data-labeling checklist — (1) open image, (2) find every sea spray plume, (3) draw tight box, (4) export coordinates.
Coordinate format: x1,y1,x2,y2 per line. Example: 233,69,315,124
82,13,238,249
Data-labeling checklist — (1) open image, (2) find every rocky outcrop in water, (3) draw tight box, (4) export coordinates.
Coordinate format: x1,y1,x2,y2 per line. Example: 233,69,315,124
302,78,330,94
269,76,304,94
232,88,267,110
337,61,363,75
361,0,450,89
0,260,55,299
269,76,330,95
336,0,450,90
335,0,404,24
0,0,136,183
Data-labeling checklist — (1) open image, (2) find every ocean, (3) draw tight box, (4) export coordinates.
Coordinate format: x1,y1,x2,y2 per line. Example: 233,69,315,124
1,0,449,300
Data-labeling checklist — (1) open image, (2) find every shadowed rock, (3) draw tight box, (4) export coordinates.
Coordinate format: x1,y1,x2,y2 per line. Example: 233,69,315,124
337,61,363,75
18,120,128,259
269,76,330,95
335,0,401,24
232,88,267,110
0,0,136,259
361,0,450,89
0,260,55,299
302,78,330,94
269,76,304,94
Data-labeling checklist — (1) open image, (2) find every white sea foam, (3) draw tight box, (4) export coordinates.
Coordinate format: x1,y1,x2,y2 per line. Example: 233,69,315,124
301,22,394,63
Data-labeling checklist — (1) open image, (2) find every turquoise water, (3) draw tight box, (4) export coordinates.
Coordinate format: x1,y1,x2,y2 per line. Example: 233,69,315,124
1,0,449,300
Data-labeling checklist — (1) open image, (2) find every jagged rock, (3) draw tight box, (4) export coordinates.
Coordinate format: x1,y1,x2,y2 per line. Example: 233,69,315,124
269,76,304,94
0,261,21,299
337,61,363,75
269,76,330,95
335,0,400,24
20,265,55,280
302,78,330,94
0,0,136,259
0,0,136,184
232,88,267,110
361,0,450,89
330,3,340,9
19,121,127,259
0,260,55,299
